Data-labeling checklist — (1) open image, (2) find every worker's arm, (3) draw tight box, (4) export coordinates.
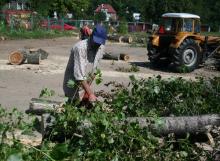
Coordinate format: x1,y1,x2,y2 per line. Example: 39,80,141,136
80,80,97,101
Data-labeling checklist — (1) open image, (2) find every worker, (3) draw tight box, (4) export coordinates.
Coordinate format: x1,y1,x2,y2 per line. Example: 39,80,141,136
63,24,107,104
80,22,92,40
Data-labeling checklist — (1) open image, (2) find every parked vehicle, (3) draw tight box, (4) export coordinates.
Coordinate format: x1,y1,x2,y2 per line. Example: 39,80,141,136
41,20,76,30
147,13,220,72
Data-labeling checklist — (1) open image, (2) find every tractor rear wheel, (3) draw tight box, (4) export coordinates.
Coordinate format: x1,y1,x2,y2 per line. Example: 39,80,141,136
173,39,201,72
148,45,171,68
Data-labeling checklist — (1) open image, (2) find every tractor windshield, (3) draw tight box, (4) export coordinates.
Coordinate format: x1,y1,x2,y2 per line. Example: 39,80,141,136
158,17,200,34
158,18,183,34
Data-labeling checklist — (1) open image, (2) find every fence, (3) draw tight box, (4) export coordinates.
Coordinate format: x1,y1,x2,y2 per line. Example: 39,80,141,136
0,13,154,33
0,13,97,32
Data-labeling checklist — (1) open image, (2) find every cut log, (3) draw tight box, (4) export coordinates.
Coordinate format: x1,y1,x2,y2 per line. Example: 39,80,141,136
8,50,27,65
0,129,42,146
108,35,123,43
121,36,133,43
120,53,130,61
26,98,220,136
103,52,119,60
134,37,146,44
127,115,220,135
29,48,49,60
26,98,64,115
27,52,41,64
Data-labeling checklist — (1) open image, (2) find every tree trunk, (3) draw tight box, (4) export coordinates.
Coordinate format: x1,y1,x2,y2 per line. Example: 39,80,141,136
127,115,220,135
108,35,123,43
26,99,220,135
29,48,49,60
103,52,119,60
121,36,133,43
27,51,41,64
8,50,27,65
120,53,130,61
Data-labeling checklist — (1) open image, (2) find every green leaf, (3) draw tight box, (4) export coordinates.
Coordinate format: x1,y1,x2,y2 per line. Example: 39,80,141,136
67,79,76,88
108,137,114,144
7,153,23,161
154,86,160,94
95,77,103,85
50,143,69,160
101,133,106,139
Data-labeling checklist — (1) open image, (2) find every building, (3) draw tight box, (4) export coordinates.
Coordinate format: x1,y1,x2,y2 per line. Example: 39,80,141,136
95,4,117,21
1,0,32,29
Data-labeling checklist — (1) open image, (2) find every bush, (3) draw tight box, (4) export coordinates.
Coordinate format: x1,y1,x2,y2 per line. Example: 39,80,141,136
117,21,128,34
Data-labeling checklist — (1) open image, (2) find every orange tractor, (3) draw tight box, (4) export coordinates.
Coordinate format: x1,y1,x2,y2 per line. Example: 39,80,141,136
147,13,220,72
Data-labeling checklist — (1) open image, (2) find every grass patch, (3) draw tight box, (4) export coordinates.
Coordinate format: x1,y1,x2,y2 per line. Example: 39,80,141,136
0,29,78,39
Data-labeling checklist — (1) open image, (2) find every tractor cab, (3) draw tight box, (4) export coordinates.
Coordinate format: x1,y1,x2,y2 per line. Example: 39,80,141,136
158,13,201,34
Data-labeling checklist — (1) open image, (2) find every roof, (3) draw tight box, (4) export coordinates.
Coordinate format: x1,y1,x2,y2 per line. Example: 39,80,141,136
162,13,200,19
95,4,116,14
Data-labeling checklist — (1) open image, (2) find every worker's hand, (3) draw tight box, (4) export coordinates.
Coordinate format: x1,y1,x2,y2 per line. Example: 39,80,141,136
88,93,97,102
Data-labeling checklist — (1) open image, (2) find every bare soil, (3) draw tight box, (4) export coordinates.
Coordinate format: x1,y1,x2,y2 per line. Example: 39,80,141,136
0,37,219,112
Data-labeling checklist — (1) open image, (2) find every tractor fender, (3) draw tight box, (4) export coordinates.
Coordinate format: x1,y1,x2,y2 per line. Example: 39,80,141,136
150,35,160,47
170,34,201,49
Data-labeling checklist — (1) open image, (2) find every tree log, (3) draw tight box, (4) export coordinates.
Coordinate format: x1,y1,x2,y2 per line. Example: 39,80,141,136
134,37,146,44
26,98,220,135
103,52,119,60
108,35,123,43
27,51,41,64
8,50,27,65
29,48,49,60
121,36,133,43
127,115,220,135
120,53,130,61
26,98,63,115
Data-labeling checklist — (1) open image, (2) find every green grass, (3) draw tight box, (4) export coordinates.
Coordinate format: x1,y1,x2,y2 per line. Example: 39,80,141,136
0,29,79,39
0,21,79,39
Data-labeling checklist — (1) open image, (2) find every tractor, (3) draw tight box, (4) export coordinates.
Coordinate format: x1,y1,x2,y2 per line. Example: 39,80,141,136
147,13,220,72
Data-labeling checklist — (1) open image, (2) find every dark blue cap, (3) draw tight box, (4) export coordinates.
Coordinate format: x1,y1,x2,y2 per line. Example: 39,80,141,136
92,25,107,45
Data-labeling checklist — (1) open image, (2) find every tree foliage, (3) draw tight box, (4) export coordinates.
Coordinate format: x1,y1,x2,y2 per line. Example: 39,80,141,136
0,0,220,30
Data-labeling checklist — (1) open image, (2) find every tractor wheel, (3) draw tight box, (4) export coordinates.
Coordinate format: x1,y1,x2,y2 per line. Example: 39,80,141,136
173,39,201,72
148,46,171,68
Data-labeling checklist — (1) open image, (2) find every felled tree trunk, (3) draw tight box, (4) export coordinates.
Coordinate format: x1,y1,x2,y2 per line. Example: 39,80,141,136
120,53,130,61
8,50,27,65
27,51,41,64
103,52,119,60
26,98,220,136
127,115,220,135
8,48,49,65
121,36,133,43
108,35,123,43
134,37,146,44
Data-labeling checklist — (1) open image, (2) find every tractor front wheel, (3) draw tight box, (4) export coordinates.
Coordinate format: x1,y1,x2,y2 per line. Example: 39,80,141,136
173,39,201,72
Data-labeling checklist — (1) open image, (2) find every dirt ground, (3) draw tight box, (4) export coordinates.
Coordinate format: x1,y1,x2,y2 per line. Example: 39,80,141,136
0,36,219,112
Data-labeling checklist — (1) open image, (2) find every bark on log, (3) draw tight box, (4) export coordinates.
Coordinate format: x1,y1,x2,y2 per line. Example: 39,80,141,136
29,48,49,60
121,36,133,43
127,115,220,135
120,53,130,61
26,98,63,115
8,50,27,65
26,98,220,135
134,37,146,44
108,35,123,43
103,53,119,60
27,52,41,64
8,48,49,65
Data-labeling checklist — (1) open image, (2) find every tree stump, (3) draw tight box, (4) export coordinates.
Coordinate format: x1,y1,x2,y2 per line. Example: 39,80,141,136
8,50,27,65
